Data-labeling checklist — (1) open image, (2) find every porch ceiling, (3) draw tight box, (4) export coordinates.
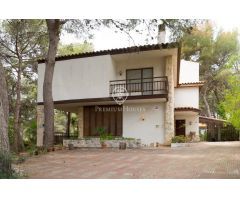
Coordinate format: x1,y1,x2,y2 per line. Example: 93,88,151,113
55,97,167,113
55,100,116,113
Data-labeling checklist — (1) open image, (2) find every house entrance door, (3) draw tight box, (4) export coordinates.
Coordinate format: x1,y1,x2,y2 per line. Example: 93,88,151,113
175,120,186,136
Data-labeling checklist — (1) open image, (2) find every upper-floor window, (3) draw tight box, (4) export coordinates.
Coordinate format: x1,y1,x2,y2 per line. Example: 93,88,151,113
126,68,153,95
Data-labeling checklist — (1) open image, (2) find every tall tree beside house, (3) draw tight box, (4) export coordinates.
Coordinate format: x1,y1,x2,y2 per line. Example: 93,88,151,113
43,19,63,148
181,21,239,117
54,42,94,135
0,62,11,177
42,19,201,148
220,55,240,129
5,67,38,148
221,75,240,129
0,19,47,152
21,78,38,146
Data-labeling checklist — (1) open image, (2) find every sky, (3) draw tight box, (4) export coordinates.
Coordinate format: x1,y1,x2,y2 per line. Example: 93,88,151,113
61,19,240,51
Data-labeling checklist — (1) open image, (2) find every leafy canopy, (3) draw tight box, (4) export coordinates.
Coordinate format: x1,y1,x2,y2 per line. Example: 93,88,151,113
221,75,240,129
181,21,239,117
57,42,93,56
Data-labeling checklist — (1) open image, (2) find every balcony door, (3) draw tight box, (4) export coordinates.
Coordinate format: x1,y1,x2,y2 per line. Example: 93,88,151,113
126,68,153,95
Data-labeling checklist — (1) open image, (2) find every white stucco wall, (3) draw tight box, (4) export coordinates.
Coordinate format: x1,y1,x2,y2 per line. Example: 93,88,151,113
174,87,199,108
175,114,199,136
37,51,179,102
123,102,165,145
37,55,116,102
115,57,165,80
179,60,199,83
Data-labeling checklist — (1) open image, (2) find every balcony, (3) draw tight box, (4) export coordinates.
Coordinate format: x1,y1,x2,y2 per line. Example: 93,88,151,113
109,76,168,99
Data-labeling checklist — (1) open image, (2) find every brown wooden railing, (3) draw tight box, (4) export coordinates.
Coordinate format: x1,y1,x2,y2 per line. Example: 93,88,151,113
109,76,168,96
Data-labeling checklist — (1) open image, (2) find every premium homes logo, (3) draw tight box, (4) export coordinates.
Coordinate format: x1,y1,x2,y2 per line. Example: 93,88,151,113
111,85,129,105
95,85,146,113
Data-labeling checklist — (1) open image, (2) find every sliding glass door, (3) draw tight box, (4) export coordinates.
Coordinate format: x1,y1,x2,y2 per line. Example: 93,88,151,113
126,68,153,95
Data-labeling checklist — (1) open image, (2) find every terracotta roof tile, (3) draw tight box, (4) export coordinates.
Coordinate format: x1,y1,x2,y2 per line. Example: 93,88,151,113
177,81,205,88
199,116,228,122
175,107,201,113
38,42,179,63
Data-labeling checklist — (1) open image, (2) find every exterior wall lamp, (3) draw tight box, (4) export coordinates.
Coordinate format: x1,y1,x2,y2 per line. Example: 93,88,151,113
140,113,145,121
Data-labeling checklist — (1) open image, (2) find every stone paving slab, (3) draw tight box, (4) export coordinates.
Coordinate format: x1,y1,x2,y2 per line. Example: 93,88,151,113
16,142,240,179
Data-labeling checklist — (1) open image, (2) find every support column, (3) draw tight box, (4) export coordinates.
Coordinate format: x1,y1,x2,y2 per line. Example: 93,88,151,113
37,105,44,147
66,112,71,137
164,56,175,144
217,126,221,141
78,107,84,138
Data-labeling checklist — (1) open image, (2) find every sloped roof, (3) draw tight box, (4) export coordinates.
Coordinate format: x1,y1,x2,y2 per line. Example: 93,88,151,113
199,116,228,123
38,42,179,63
177,81,205,87
175,107,201,113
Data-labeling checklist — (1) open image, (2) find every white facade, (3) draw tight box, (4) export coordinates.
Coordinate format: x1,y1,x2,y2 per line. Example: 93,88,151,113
179,60,199,83
37,49,179,103
174,60,200,138
37,46,201,146
114,56,166,80
174,87,199,108
37,55,116,102
123,102,165,144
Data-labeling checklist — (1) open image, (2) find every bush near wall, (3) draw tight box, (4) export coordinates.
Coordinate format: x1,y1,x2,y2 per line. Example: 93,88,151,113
171,136,188,143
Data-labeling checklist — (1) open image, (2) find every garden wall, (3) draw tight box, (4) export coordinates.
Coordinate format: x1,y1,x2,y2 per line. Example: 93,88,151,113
63,138,141,148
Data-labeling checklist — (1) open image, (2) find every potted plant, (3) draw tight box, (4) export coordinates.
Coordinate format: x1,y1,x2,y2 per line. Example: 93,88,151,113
119,141,127,150
68,143,74,150
100,141,107,148
96,127,108,148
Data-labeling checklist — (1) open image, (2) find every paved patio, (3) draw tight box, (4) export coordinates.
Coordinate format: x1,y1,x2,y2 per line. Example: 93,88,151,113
17,142,240,178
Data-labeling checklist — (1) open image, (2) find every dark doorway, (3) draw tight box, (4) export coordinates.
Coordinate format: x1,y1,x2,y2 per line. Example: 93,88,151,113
83,105,122,137
175,120,186,136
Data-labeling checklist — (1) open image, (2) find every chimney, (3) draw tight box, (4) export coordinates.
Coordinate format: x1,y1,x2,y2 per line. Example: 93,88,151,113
157,24,166,44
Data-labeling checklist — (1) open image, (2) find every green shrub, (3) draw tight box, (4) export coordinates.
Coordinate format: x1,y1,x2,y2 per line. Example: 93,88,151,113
105,133,114,140
94,128,137,141
0,151,12,178
171,135,187,143
122,137,135,140
26,144,38,156
199,131,207,141
96,127,106,139
11,153,26,164
8,117,14,146
23,119,37,146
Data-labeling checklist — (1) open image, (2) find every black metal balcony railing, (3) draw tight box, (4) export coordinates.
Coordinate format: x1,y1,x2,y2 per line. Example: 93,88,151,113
109,76,168,96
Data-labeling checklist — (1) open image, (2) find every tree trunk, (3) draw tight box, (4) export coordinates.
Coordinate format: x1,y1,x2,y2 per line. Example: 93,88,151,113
43,20,61,148
203,86,212,117
0,62,11,175
13,60,24,153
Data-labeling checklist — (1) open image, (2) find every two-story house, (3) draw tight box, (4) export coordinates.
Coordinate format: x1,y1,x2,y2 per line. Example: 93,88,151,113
37,35,203,146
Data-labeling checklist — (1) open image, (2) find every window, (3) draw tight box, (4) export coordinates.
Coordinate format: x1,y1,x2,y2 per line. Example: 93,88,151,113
126,68,153,95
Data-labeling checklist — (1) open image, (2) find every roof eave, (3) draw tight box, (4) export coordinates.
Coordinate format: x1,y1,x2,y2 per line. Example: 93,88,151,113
37,42,179,64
